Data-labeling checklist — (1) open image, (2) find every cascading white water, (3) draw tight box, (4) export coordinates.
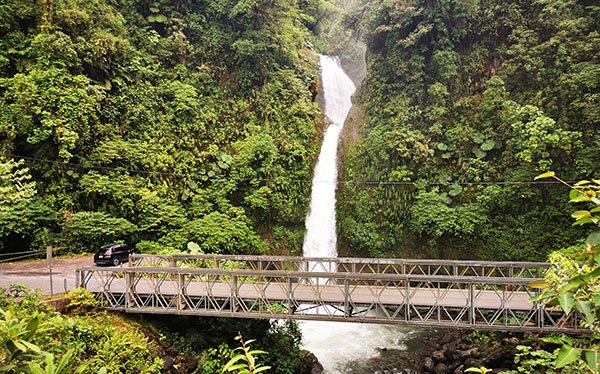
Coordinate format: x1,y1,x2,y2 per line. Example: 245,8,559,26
300,56,415,374
302,55,355,258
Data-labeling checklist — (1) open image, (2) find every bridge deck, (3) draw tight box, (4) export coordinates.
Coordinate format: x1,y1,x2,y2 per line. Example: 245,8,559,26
76,264,587,334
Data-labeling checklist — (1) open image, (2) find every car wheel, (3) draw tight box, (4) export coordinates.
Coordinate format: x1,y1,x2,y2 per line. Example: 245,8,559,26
112,257,121,266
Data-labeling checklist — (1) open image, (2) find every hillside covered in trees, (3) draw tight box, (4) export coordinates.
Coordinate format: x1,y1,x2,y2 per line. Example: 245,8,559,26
0,0,333,255
337,0,600,261
1,0,599,263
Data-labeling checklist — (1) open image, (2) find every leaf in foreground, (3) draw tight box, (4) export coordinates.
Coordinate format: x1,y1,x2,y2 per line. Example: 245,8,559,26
555,345,582,368
585,350,600,374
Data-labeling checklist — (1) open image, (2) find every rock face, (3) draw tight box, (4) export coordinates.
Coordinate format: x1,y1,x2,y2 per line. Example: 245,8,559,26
297,350,324,374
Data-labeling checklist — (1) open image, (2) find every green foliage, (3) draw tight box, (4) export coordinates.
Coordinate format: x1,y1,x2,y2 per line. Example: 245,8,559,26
526,174,600,373
64,288,99,315
222,332,271,374
0,0,322,254
409,190,488,238
28,350,74,374
0,286,163,374
61,211,136,253
0,307,43,372
184,211,268,254
337,0,600,260
0,159,36,204
200,343,233,374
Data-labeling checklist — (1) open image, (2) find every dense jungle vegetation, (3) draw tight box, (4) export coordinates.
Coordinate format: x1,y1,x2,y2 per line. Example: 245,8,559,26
0,285,307,373
0,0,334,256
337,0,600,261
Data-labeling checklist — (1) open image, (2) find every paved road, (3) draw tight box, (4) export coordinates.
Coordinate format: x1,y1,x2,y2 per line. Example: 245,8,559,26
0,256,102,295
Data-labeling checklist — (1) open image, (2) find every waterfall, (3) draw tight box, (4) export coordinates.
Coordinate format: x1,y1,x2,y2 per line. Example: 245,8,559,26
299,55,414,374
302,55,356,259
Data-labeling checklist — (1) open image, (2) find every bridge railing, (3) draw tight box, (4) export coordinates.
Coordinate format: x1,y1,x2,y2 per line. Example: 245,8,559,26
129,254,550,279
76,266,584,334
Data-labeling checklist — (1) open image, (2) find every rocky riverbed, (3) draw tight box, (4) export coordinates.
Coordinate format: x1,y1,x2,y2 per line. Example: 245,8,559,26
334,329,526,374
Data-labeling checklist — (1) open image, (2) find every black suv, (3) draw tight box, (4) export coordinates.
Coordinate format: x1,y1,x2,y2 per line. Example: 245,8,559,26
94,243,139,266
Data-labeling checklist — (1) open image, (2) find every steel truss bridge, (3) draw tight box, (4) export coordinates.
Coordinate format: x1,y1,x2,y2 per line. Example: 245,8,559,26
76,254,586,333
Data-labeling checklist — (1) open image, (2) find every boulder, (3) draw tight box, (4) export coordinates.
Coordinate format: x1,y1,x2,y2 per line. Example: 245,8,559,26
483,348,507,367
434,363,450,374
423,357,435,372
297,350,324,374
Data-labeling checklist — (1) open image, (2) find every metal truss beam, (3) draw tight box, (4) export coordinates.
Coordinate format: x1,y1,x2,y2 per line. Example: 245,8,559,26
76,265,585,334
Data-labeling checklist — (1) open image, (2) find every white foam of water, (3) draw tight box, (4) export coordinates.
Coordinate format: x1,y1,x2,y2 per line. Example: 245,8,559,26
301,320,409,374
299,55,412,374
302,55,355,259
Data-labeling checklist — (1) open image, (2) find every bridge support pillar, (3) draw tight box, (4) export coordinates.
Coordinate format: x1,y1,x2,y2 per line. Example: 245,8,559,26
231,276,238,313
75,270,81,289
125,272,134,309
177,273,183,311
468,284,475,326
287,278,293,314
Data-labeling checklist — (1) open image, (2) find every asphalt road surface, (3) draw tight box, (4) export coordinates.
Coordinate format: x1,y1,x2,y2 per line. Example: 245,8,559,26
0,255,98,295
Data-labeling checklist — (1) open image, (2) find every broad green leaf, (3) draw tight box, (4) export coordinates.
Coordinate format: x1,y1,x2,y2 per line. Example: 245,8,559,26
586,350,600,373
573,217,594,226
223,354,245,368
529,289,556,302
480,139,495,151
29,367,44,374
591,207,600,213
562,276,585,292
254,367,271,373
570,193,591,203
571,189,585,200
448,184,463,196
594,294,600,307
582,267,600,282
558,292,574,314
542,336,569,345
572,210,592,220
528,279,548,289
473,133,485,144
575,180,592,186
575,300,595,326
248,350,268,355
474,148,486,158
225,364,247,372
21,340,41,353
56,350,74,373
555,345,582,368
546,296,559,307
534,171,555,180
437,143,448,151
23,316,39,340
587,231,600,246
